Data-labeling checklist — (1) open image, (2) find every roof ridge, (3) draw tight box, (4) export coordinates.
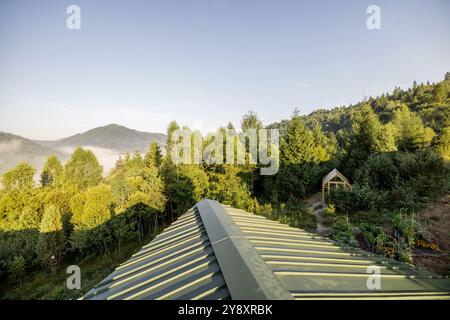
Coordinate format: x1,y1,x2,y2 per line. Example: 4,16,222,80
196,199,293,300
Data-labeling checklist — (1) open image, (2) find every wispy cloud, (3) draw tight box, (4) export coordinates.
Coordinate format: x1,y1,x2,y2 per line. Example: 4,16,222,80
294,82,311,89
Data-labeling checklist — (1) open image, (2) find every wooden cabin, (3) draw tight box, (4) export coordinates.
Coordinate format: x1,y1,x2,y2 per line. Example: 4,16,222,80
322,168,352,203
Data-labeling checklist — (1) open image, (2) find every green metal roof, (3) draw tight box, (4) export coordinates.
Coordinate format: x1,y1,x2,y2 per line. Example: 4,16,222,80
83,199,450,300
83,207,230,300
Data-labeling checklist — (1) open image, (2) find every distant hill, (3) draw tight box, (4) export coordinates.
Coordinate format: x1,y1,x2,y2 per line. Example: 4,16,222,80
0,132,66,176
268,76,450,136
35,124,166,153
0,124,167,177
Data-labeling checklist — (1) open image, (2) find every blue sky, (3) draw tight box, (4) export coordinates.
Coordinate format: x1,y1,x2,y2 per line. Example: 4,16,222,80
1,0,449,139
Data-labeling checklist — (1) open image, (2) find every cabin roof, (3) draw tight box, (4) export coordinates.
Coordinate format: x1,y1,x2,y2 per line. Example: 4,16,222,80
322,168,351,187
83,199,450,300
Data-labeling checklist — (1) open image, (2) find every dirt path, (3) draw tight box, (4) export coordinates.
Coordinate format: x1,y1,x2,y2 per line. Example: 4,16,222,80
302,193,328,236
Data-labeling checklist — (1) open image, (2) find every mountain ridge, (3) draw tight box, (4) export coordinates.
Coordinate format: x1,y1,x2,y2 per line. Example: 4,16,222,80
34,123,166,153
0,124,167,176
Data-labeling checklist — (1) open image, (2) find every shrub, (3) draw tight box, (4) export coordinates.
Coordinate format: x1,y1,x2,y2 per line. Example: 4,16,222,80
329,216,358,247
323,204,336,216
9,255,26,285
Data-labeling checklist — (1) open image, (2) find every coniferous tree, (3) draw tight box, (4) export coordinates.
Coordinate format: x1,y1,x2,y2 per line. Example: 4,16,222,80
166,121,180,160
392,105,435,151
273,113,321,201
434,126,450,160
280,114,317,165
144,142,163,168
342,104,393,174
109,152,166,213
445,72,450,81
241,110,263,131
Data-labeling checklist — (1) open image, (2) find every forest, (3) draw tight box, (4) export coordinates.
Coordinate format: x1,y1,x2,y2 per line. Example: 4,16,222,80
0,74,449,299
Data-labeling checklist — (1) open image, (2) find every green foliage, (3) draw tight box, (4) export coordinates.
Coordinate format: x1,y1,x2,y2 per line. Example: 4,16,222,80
40,155,63,187
9,255,26,284
273,164,321,201
269,113,330,202
36,205,64,269
327,187,356,213
392,212,417,247
289,75,450,134
69,185,113,253
445,72,450,81
262,202,317,232
1,162,35,192
392,105,435,151
0,191,30,231
1,77,450,298
372,229,413,263
166,121,180,158
329,215,358,247
323,203,336,216
80,185,113,230
311,121,337,162
280,114,317,165
63,147,103,190
144,142,163,168
0,230,39,272
241,110,263,131
207,165,253,210
342,104,395,174
109,152,166,213
18,205,41,230
330,151,449,212
434,126,450,160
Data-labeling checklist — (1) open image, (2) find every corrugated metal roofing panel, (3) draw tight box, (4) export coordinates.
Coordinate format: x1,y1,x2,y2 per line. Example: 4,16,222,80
225,204,450,299
84,199,450,300
83,208,230,300
196,199,293,300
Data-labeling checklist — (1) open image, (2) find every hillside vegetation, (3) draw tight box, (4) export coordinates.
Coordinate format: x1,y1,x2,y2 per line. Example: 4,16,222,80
0,74,449,299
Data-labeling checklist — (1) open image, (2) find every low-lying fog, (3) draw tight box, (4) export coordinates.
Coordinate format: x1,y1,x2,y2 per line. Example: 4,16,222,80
0,140,133,183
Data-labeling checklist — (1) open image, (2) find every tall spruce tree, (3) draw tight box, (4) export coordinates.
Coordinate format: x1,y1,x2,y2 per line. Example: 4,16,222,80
343,104,391,174
280,114,317,165
272,113,321,201
392,105,435,151
144,142,163,168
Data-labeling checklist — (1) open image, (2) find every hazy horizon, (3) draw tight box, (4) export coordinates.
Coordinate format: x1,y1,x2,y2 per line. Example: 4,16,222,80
0,73,444,141
1,0,450,140
1,123,166,141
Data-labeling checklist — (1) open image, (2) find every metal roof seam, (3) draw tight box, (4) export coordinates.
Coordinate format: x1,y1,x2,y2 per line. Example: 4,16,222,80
83,199,450,300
